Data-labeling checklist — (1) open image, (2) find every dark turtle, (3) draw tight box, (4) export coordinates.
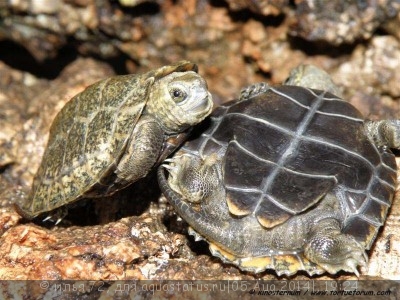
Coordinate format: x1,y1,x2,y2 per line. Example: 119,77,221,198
17,61,213,219
158,65,399,276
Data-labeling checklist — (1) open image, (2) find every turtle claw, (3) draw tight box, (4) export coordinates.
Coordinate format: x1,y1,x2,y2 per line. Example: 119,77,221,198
42,215,52,222
162,155,185,167
338,239,368,276
350,264,361,278
41,207,68,224
162,164,175,170
340,250,367,277
166,153,193,161
163,158,175,163
42,215,64,225
162,154,197,175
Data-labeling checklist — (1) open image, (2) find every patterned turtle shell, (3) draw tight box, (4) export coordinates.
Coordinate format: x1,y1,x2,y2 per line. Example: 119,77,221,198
159,83,397,275
209,85,396,238
18,61,213,219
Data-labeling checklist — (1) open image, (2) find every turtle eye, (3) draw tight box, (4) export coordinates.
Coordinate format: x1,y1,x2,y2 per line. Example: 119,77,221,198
170,88,187,103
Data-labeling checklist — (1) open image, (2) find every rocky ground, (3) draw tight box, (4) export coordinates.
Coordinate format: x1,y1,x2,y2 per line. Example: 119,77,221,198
0,0,399,298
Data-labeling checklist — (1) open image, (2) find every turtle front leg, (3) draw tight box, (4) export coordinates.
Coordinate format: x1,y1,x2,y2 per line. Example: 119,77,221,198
163,153,222,203
304,218,368,276
115,117,164,183
365,120,400,149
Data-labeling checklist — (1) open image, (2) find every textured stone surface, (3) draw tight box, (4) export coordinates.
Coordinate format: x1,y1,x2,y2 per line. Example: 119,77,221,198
291,0,400,45
225,0,288,15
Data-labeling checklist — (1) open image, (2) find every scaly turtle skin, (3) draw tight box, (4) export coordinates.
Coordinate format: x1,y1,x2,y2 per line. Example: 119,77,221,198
17,61,213,219
158,65,399,276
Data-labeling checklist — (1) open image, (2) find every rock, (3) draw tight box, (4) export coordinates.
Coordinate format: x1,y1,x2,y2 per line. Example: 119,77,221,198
291,0,400,45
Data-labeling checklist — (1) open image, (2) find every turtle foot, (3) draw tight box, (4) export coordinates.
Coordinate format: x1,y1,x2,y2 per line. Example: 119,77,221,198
162,153,221,203
305,228,368,276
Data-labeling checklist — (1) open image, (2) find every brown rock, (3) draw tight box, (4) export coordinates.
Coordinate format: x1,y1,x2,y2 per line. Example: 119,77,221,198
291,0,400,45
335,36,400,99
225,0,288,16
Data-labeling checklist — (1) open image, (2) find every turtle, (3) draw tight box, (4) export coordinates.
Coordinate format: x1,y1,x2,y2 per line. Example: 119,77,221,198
158,65,400,276
16,61,213,220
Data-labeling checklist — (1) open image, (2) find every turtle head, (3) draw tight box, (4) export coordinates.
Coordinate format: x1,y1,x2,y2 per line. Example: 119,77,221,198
146,71,213,133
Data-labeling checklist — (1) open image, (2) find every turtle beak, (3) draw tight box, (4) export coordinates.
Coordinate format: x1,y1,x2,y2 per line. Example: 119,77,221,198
188,91,213,116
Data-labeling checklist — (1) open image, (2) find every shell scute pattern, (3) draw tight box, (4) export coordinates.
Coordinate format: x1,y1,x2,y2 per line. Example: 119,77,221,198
237,88,393,225
36,77,143,211
18,61,213,218
160,79,398,275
